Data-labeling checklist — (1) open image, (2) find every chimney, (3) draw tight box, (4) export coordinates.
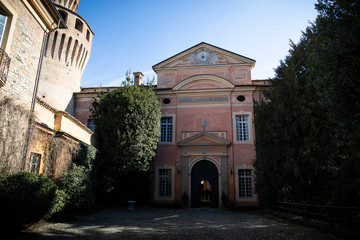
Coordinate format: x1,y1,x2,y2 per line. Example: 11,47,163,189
133,72,144,86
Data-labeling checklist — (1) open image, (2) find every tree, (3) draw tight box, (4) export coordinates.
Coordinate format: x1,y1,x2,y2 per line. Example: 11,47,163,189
91,72,161,201
312,0,360,206
254,0,360,206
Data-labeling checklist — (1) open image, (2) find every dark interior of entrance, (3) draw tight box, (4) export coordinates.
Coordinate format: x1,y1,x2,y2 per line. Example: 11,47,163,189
191,160,219,208
200,180,211,207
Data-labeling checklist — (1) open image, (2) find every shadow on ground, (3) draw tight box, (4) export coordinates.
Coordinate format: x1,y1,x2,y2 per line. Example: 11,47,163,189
16,207,339,240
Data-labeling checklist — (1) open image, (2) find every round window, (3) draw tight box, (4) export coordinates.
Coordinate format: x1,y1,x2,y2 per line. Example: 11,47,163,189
163,98,171,104
237,95,245,102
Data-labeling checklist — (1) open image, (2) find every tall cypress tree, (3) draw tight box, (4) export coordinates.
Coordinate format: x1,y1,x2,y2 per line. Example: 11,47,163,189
254,0,360,206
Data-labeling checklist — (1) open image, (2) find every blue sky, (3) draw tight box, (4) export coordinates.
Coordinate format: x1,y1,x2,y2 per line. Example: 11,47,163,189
77,0,318,87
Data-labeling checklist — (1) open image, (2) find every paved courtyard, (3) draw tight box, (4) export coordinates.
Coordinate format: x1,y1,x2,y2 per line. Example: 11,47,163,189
18,207,339,240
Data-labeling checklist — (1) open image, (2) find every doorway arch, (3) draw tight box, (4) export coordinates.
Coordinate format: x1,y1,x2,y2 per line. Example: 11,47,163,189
191,160,219,208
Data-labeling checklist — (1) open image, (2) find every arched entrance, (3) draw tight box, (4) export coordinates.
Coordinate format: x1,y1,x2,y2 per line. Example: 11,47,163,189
191,160,219,208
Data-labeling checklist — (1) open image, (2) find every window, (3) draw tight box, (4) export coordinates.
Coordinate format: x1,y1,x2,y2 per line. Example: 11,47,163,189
160,117,172,143
0,5,12,87
158,169,172,197
86,29,90,41
238,169,253,198
162,98,170,104
235,115,250,141
0,7,7,46
29,153,41,174
87,119,95,132
75,18,83,32
58,10,67,24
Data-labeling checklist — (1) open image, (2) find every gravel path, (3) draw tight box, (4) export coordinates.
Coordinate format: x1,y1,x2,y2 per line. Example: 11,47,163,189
17,207,339,240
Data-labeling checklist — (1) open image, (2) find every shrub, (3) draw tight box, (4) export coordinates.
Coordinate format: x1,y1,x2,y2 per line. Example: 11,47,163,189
45,189,69,219
56,164,92,212
0,172,58,231
74,142,99,171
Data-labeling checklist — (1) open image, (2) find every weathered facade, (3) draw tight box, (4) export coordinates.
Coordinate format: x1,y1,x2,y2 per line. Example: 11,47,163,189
38,0,94,115
0,0,64,173
0,0,95,176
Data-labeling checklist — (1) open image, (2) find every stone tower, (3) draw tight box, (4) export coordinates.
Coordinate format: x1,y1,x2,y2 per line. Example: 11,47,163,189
38,0,94,115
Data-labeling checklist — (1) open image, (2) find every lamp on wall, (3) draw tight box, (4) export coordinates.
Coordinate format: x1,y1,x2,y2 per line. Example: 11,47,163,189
230,162,233,175
176,162,180,174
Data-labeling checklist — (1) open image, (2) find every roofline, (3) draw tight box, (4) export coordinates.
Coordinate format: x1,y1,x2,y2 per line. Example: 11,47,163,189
54,4,94,35
44,0,67,29
152,42,256,70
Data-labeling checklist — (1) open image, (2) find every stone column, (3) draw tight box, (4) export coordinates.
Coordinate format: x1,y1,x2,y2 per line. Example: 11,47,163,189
220,156,228,197
181,156,189,198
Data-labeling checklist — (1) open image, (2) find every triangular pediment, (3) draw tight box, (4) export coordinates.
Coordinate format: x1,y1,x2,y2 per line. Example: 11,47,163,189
178,132,231,146
153,42,255,70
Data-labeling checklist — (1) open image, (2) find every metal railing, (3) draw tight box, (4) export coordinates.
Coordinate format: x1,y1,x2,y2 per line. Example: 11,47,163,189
0,48,11,87
266,201,360,238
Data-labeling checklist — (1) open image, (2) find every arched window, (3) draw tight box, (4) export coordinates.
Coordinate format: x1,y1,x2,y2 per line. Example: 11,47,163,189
76,43,82,66
58,10,67,24
65,36,72,63
75,18,83,32
86,29,90,41
51,31,58,59
71,39,78,65
58,33,65,61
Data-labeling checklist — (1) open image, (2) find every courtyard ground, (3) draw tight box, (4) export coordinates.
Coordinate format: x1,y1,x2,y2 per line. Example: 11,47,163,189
17,207,340,240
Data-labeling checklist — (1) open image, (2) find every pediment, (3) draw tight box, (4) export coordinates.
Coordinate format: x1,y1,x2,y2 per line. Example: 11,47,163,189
153,42,255,70
178,132,231,146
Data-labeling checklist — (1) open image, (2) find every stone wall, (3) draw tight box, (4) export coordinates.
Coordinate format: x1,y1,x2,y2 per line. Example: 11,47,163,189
37,2,94,115
0,0,45,110
0,97,30,173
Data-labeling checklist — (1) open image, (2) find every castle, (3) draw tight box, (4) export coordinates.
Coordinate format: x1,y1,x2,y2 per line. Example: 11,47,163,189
0,0,94,175
0,0,267,207
75,42,268,207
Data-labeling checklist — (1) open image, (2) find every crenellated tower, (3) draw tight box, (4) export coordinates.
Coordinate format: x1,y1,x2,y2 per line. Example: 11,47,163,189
38,0,94,115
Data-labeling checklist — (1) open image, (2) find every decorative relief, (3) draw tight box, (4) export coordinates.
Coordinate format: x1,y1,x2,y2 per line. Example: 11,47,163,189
169,57,190,67
217,54,228,64
189,49,219,65
179,96,228,103
181,72,226,80
233,72,248,81
210,52,219,64
160,76,175,85
189,53,197,65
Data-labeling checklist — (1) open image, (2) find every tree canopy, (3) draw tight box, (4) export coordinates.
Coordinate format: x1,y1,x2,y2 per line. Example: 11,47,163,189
91,74,161,198
254,0,360,207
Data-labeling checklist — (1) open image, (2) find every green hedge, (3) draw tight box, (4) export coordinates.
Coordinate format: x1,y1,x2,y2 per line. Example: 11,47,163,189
56,163,92,213
0,172,60,231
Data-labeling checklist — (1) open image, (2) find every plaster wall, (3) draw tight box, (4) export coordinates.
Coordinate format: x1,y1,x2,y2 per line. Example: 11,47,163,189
35,101,56,128
55,112,93,145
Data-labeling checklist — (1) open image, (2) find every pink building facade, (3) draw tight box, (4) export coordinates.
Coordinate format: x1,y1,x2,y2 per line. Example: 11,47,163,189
152,42,267,207
74,42,268,207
